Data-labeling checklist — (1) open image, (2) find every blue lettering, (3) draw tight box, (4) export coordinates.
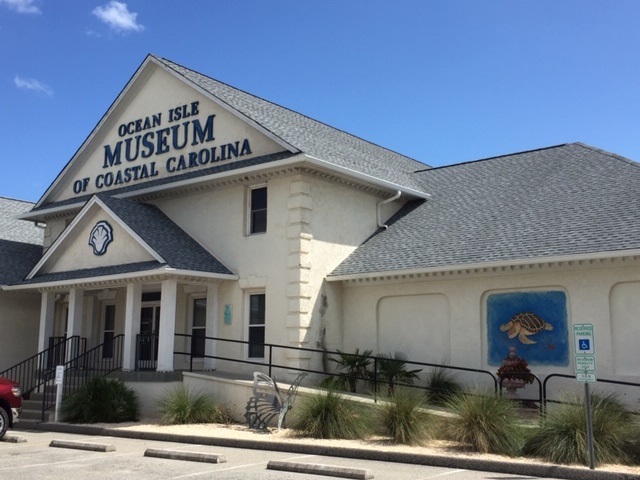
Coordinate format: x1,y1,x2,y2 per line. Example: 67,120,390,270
240,139,252,156
166,157,176,172
103,142,122,168
141,132,155,158
171,122,189,150
156,127,171,154
124,136,141,162
191,114,215,146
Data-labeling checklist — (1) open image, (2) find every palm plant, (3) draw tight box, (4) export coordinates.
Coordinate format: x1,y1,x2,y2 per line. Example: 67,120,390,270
61,376,140,423
375,352,422,395
329,348,373,393
425,367,463,406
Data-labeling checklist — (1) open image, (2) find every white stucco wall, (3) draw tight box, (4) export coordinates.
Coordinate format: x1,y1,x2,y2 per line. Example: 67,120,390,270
0,291,40,371
339,260,640,400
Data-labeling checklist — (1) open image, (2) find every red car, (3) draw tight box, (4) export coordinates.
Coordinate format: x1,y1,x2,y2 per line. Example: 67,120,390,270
0,377,22,438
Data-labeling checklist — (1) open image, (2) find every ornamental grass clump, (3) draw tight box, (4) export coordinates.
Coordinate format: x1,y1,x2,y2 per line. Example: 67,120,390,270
522,393,640,466
444,391,524,456
157,385,232,425
62,376,140,423
379,387,433,445
293,390,371,439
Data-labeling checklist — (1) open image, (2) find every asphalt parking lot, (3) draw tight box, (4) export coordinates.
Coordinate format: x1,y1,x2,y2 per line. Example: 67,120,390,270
0,430,571,480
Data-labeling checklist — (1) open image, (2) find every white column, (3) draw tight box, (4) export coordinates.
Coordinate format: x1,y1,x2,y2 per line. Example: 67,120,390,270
123,283,142,371
204,284,218,371
67,288,84,338
157,279,178,371
38,291,56,352
66,288,84,360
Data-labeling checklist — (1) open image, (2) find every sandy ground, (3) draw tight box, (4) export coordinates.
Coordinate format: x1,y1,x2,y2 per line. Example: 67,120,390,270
93,420,640,476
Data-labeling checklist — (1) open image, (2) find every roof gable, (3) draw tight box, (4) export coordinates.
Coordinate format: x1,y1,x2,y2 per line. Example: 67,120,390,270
26,195,233,282
35,55,291,209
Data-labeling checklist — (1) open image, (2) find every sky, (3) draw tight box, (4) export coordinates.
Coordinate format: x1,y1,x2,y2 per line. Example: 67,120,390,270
1,1,640,202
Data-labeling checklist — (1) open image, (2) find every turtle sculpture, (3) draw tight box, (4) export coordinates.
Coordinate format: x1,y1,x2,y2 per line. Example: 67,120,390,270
500,312,553,344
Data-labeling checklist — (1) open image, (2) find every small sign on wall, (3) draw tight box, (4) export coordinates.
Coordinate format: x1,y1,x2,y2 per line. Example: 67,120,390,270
224,304,232,325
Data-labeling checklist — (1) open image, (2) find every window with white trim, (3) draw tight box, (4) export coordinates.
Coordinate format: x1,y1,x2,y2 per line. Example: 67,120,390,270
248,186,267,234
247,293,266,358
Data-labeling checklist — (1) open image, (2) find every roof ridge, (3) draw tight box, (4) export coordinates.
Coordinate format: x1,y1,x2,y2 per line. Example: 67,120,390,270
414,143,570,173
158,56,428,169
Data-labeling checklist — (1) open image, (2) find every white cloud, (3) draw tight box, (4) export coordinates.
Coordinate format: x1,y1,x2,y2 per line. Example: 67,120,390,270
14,76,52,96
92,1,144,33
0,0,41,14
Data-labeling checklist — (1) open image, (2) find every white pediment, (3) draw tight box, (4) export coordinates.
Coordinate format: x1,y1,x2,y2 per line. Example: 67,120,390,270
28,197,160,278
39,56,288,205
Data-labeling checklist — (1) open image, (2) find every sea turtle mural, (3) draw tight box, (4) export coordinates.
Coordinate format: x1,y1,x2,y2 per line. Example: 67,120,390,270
500,312,553,345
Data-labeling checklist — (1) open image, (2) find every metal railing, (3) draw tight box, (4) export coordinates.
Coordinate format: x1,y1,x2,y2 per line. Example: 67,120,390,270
135,334,158,371
41,334,124,421
0,336,86,397
173,334,499,401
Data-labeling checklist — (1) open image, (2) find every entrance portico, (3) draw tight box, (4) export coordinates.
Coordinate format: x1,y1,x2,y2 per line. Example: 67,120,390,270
30,274,230,373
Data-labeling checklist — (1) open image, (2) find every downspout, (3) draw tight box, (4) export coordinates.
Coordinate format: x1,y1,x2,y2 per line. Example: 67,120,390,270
377,190,402,229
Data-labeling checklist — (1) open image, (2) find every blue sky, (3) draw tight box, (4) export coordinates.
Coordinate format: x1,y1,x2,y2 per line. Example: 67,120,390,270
2,1,639,202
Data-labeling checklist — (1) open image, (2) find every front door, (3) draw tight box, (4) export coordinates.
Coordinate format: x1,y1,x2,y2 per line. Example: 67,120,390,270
137,304,160,370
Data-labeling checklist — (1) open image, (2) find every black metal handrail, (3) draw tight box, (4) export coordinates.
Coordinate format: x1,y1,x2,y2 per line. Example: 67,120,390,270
173,333,499,401
41,334,124,421
542,373,640,412
0,336,86,397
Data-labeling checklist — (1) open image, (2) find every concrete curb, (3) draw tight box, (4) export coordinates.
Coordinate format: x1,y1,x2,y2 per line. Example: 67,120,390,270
36,423,640,480
267,460,373,479
1,434,27,443
49,439,116,452
144,448,227,463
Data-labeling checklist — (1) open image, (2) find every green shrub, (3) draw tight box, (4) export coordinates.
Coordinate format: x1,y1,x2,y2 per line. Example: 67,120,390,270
425,368,463,406
445,391,523,456
293,390,370,439
62,376,140,423
157,385,231,425
379,387,432,445
523,393,640,466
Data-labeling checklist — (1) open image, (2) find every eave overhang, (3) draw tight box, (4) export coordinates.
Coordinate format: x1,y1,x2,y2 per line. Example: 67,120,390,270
327,249,640,283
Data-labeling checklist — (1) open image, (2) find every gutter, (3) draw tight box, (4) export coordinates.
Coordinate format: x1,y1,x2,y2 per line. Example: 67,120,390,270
377,190,401,229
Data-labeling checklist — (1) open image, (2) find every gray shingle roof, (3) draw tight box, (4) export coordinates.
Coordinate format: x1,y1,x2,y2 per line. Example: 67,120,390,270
0,197,42,245
330,143,640,277
156,56,428,193
98,195,233,275
0,239,42,285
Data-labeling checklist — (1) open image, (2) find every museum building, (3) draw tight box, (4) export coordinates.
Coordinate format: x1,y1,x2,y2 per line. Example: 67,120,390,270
4,55,640,398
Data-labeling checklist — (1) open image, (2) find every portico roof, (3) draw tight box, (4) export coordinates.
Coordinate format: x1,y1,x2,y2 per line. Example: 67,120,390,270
8,195,235,290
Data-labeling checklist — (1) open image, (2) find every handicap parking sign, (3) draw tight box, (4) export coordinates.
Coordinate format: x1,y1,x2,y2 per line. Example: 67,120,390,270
573,323,595,355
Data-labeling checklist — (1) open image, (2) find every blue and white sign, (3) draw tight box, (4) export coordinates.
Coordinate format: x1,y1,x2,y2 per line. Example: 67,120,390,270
573,323,595,355
573,323,596,383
